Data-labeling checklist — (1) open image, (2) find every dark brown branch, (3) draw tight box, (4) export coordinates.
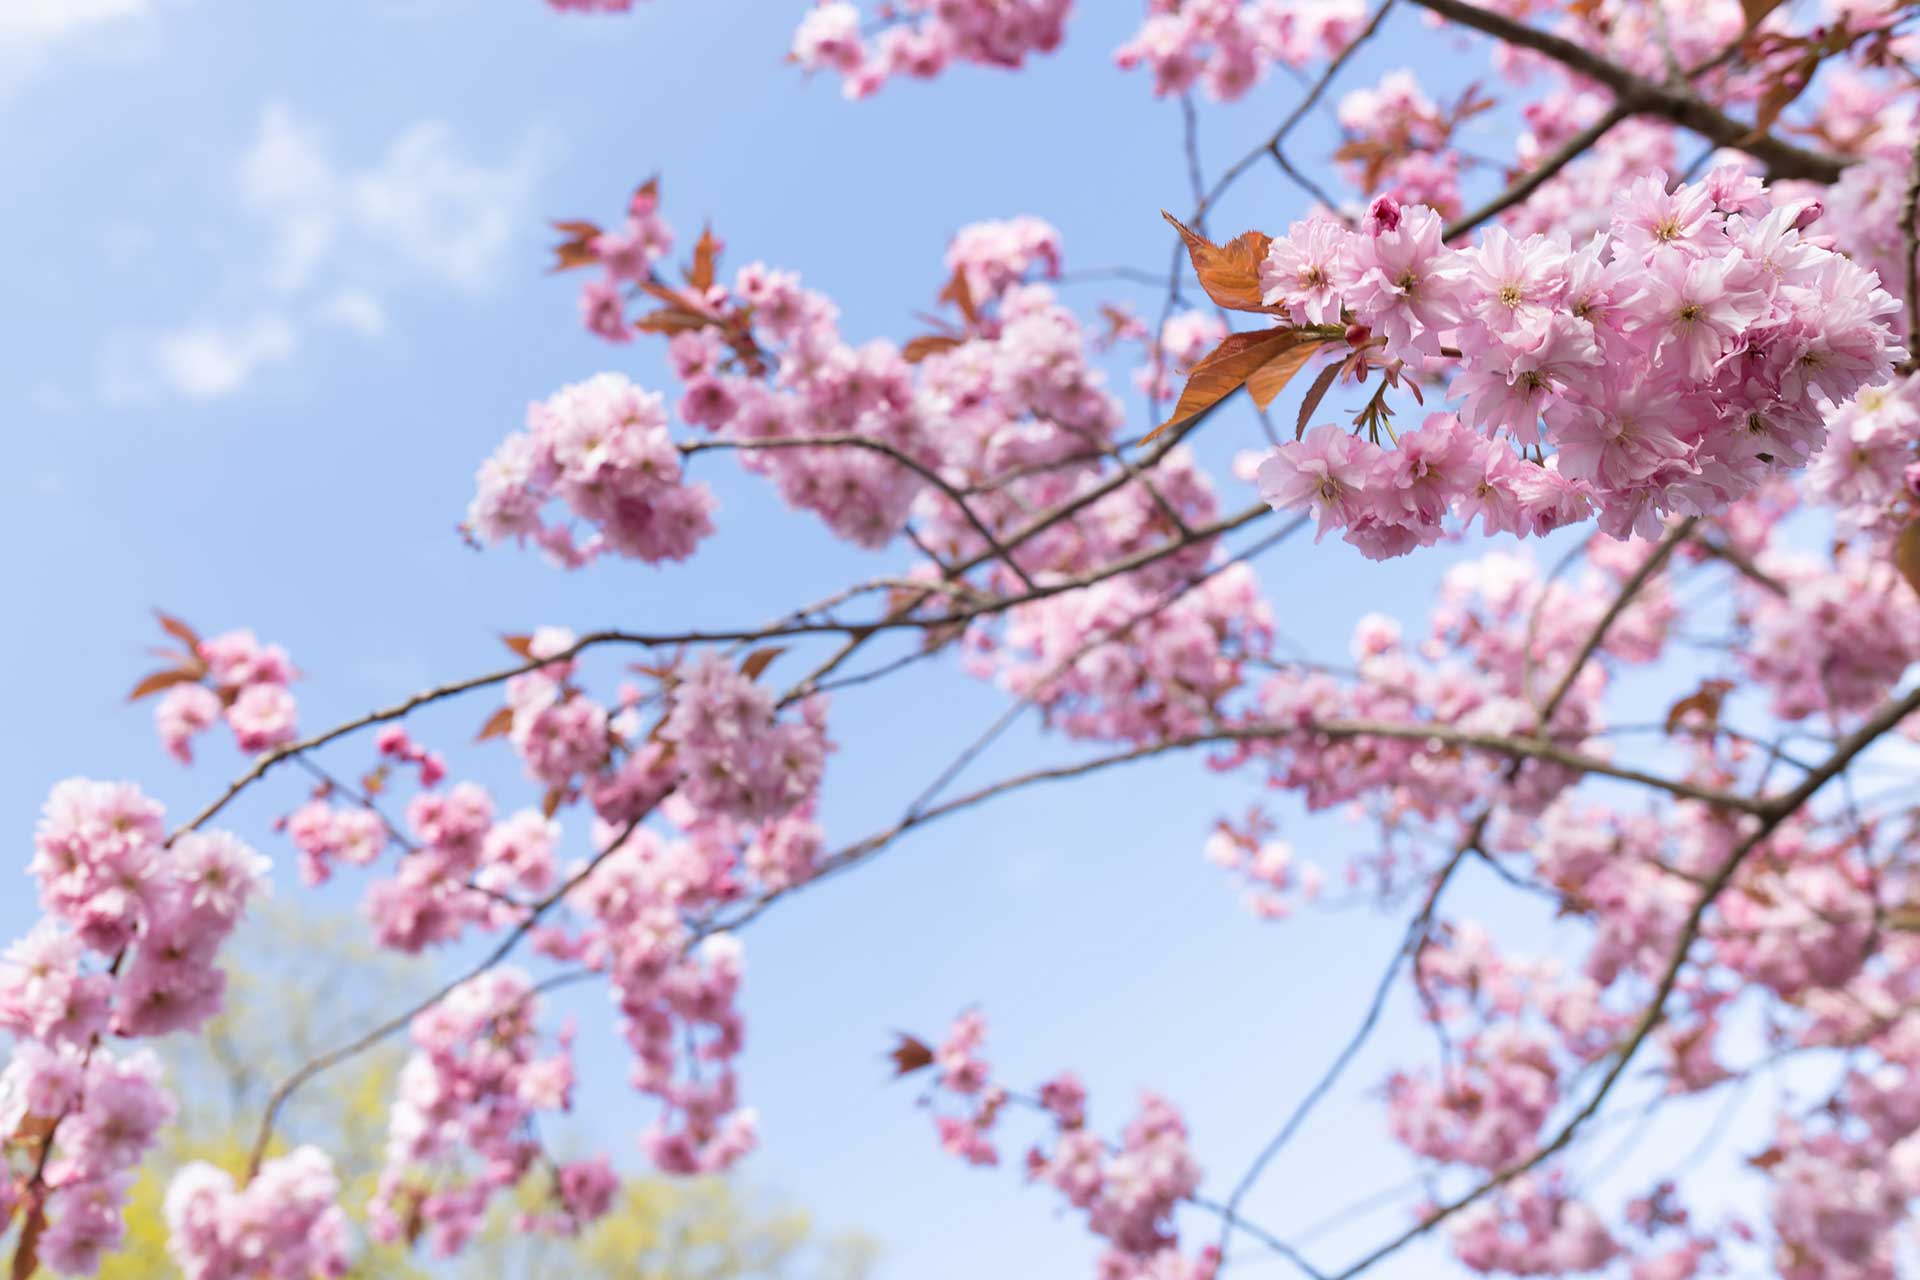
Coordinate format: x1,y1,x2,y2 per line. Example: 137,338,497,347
1407,0,1851,182
681,434,1039,590
169,626,853,843
1696,532,1791,597
1297,717,1765,812
1220,522,1701,1262
905,515,1311,820
1537,517,1696,723
732,713,1760,933
1444,102,1632,241
1900,128,1920,373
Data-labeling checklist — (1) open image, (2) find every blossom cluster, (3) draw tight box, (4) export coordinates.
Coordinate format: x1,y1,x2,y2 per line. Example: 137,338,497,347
790,0,1070,98
559,829,764,1176
1219,514,1920,1275
658,652,828,823
369,968,591,1256
1255,177,1905,556
153,628,300,763
466,371,718,568
1742,547,1920,721
0,781,271,1274
1115,0,1366,101
540,193,1170,585
165,1147,352,1280
945,215,1062,302
1201,813,1323,920
913,1011,1218,1280
974,557,1273,746
23,782,269,1039
0,1048,173,1273
1805,374,1920,546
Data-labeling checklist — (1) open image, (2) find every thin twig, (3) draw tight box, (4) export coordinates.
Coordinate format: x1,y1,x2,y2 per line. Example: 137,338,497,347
1322,680,1920,1279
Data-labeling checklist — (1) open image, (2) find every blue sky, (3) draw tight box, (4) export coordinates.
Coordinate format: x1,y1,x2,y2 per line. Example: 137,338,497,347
0,3,1795,1277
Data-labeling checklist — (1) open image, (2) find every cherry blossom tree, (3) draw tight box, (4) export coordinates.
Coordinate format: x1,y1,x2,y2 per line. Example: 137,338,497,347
7,0,1920,1277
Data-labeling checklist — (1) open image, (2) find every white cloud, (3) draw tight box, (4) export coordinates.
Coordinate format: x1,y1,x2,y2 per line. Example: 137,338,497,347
239,105,339,292
0,0,149,44
238,101,546,296
0,0,158,94
348,120,542,292
316,288,388,338
151,315,297,400
108,102,547,403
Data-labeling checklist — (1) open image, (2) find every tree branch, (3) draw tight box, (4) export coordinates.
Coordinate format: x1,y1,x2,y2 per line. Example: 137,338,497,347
1444,102,1632,241
1407,0,1851,183
1323,679,1920,1278
682,434,1039,590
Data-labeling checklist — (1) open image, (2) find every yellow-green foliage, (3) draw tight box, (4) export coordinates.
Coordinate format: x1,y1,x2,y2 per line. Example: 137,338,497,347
91,906,875,1279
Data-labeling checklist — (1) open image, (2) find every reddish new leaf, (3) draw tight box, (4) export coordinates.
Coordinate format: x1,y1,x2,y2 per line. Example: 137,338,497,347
362,766,389,796
1099,303,1139,346
476,706,514,742
903,334,966,364
938,268,980,329
153,609,202,653
1450,82,1498,125
1143,327,1310,444
634,308,713,335
686,224,721,293
637,279,698,311
549,220,603,273
1246,338,1328,412
1897,520,1920,599
127,668,202,703
502,634,536,660
1161,211,1275,314
1295,355,1350,439
1741,0,1789,27
1664,677,1737,736
541,787,565,819
888,1033,935,1077
739,646,787,682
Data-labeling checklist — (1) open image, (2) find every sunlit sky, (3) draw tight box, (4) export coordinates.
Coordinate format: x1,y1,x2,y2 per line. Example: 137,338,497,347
0,3,1791,1276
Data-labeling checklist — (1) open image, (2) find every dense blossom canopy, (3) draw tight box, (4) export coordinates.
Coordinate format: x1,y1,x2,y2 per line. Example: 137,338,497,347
7,0,1920,1277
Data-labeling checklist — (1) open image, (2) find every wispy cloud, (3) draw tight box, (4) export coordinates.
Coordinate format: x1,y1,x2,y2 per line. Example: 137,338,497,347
316,289,389,339
103,101,549,403
0,0,157,93
102,314,298,404
239,102,547,296
0,0,149,43
152,316,298,400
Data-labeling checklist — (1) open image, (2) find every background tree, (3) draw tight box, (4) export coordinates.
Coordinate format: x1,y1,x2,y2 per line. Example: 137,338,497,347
87,908,874,1280
2,1,1919,1278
